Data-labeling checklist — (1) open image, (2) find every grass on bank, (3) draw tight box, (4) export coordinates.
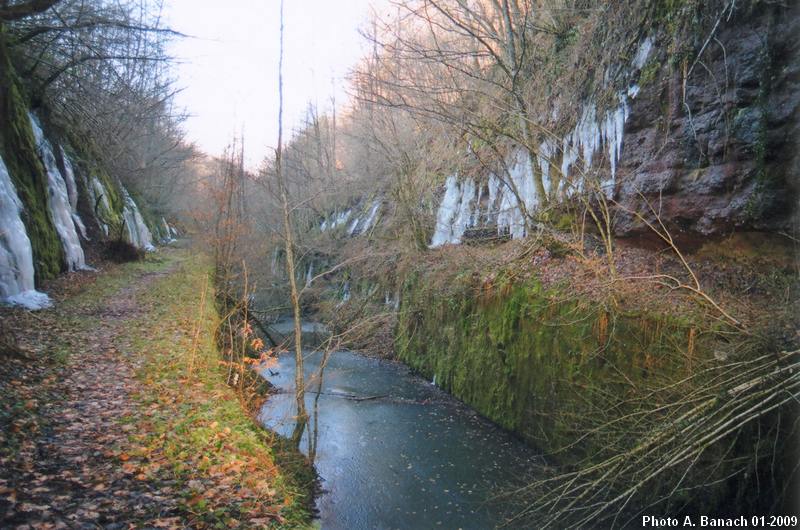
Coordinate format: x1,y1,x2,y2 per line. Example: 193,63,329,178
120,250,315,528
2,249,315,527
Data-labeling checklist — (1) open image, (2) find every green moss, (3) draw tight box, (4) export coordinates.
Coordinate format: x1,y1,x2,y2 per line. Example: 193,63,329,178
638,58,661,86
0,28,63,281
554,26,579,53
62,139,126,238
552,211,575,232
98,175,127,237
397,270,705,456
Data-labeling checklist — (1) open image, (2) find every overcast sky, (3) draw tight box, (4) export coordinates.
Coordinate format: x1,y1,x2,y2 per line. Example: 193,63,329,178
163,0,385,167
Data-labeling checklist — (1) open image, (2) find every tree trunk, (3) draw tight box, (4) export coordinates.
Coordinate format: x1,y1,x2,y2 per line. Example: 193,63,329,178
275,0,307,444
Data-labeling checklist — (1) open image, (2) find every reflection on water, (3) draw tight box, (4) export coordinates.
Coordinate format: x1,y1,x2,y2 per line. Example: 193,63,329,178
258,349,543,530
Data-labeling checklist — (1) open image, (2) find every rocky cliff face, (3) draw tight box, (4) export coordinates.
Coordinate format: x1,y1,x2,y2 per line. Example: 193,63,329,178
413,2,799,247
0,33,173,308
615,1,799,237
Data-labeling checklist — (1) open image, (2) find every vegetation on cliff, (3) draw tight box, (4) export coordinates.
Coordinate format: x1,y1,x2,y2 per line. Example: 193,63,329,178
0,0,197,286
0,29,62,280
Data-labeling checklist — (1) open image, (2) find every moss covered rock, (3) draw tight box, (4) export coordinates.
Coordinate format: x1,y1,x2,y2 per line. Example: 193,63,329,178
0,28,63,281
396,269,705,456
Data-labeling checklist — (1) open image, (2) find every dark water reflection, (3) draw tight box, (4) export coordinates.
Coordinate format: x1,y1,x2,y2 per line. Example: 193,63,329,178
258,349,543,530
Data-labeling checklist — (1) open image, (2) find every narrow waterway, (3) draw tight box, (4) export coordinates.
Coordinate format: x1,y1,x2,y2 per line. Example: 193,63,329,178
258,347,543,529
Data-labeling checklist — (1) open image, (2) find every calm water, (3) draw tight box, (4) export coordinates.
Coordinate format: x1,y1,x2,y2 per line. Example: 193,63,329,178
258,348,543,529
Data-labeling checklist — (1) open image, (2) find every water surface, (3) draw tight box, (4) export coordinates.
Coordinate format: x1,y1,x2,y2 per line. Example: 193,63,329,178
259,349,543,529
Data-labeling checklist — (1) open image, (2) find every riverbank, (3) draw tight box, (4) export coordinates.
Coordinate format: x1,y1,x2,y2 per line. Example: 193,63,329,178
0,246,314,528
391,233,799,523
305,227,798,523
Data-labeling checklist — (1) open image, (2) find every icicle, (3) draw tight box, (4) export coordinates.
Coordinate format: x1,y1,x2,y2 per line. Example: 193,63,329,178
60,148,78,210
560,135,579,184
347,215,361,236
271,247,280,275
72,214,88,240
322,208,351,232
121,187,155,251
161,217,175,243
29,114,86,271
346,201,381,237
496,149,536,240
305,262,314,287
359,201,381,234
336,210,351,229
632,36,654,70
559,88,634,197
430,175,462,248
89,177,111,218
557,38,652,191
579,104,602,168
122,206,139,247
451,179,476,245
486,173,501,225
495,173,515,238
538,140,556,200
57,150,90,243
0,156,51,309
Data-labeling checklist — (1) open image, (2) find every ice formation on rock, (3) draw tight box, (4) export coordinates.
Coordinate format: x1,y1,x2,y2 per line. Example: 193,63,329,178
348,200,382,236
557,36,653,197
429,36,655,247
430,175,481,247
431,150,542,246
305,262,314,286
360,201,381,234
30,113,87,270
0,155,51,309
320,200,383,238
121,187,155,251
633,36,654,69
321,209,352,232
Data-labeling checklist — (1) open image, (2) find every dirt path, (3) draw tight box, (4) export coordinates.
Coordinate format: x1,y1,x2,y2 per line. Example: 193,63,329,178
1,263,183,529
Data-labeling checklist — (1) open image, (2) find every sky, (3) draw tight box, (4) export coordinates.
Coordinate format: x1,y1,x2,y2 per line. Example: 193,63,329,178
163,0,385,168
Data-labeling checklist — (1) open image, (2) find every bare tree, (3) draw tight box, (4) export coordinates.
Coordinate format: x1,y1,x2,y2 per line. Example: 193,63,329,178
350,1,567,246
4,0,189,208
273,0,308,445
0,0,60,22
